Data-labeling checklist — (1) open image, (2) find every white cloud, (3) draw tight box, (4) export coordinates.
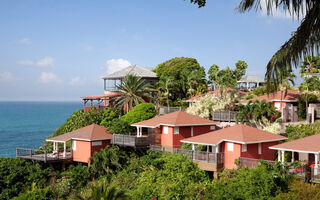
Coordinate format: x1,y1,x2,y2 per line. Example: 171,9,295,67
35,56,54,67
18,38,32,45
0,72,18,82
17,60,33,66
104,58,131,74
38,72,61,84
69,76,84,86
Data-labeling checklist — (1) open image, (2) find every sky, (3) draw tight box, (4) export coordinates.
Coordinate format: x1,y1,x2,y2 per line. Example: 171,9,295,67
0,0,300,101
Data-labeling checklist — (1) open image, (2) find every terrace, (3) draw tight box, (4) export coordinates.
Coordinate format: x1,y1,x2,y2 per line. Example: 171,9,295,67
16,147,72,163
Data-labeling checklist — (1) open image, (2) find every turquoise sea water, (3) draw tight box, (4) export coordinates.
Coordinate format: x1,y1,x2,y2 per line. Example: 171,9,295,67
0,102,82,157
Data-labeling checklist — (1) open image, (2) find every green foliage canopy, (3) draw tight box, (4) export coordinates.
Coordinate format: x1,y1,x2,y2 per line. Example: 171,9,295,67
154,57,207,100
208,60,247,90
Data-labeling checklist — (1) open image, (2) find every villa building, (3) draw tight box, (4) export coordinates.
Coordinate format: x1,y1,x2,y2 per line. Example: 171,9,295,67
181,124,286,169
81,65,158,112
237,75,265,90
17,124,113,164
112,111,217,149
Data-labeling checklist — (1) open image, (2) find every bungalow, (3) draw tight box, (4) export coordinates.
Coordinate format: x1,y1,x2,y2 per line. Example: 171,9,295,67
46,124,113,163
240,89,301,112
237,75,265,90
181,124,287,169
269,134,320,169
112,111,217,149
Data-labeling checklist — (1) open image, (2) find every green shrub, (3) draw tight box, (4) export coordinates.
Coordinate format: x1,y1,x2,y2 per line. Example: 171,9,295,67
61,164,89,191
121,103,157,125
0,158,50,200
106,118,133,134
12,188,54,200
285,123,320,141
274,180,320,200
205,161,291,200
100,108,120,128
51,178,71,199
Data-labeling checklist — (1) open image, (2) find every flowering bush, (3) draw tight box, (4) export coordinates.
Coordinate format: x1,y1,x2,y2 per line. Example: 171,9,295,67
186,92,239,119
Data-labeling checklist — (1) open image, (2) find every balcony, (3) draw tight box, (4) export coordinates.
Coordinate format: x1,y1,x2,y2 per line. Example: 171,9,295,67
84,106,107,112
112,134,152,147
150,145,224,171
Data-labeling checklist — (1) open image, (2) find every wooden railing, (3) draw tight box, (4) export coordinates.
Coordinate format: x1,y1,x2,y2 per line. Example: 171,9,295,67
150,145,224,167
238,157,275,168
212,111,238,122
16,147,72,163
159,107,184,115
112,134,151,147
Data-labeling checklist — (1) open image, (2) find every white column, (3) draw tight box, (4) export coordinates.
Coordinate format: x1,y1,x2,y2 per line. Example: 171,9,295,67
63,142,66,158
136,127,139,137
291,151,294,163
216,144,219,153
315,153,319,176
278,150,281,162
53,142,56,152
281,150,285,163
192,144,195,151
139,127,142,137
207,145,209,152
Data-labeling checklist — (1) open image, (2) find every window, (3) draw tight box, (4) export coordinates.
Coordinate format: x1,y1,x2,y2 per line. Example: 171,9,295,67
72,141,76,151
258,143,262,154
227,142,234,152
210,126,215,130
174,127,179,134
191,127,193,136
241,144,247,152
92,141,102,146
274,103,281,111
163,126,168,134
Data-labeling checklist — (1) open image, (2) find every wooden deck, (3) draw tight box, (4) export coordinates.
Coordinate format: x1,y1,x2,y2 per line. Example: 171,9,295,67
16,148,72,163
112,134,151,147
150,145,224,172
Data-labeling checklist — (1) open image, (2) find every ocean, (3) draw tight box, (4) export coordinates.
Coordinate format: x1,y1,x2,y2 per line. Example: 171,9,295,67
0,101,82,157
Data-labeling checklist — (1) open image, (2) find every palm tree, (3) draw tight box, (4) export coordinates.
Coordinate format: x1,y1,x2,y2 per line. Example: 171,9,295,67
156,77,173,109
278,70,296,112
115,74,150,113
236,0,320,89
189,0,320,90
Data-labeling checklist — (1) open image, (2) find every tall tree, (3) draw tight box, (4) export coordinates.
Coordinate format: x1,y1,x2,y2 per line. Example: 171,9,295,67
299,76,320,114
208,60,248,94
115,74,150,113
154,57,206,100
156,77,173,109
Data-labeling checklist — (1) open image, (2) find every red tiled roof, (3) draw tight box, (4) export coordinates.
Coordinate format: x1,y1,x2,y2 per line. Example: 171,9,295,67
181,124,286,145
132,111,217,128
270,134,320,153
46,124,112,142
241,90,301,104
185,88,247,102
80,93,120,100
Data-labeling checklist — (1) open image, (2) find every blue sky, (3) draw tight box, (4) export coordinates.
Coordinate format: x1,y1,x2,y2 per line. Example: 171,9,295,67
0,0,299,101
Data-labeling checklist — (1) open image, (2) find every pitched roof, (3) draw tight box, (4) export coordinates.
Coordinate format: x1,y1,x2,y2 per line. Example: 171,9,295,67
269,134,320,153
102,65,157,79
185,88,247,102
241,89,302,104
46,124,112,142
132,111,217,128
181,124,286,145
238,75,265,83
